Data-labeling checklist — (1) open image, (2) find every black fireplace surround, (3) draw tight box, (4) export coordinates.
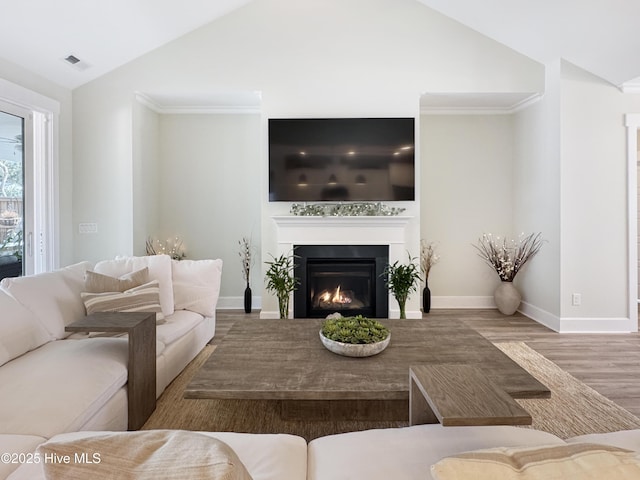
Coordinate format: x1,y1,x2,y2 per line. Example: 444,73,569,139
293,244,389,318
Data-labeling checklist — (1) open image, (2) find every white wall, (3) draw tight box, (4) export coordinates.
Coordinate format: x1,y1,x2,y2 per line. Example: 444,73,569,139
70,0,543,311
558,61,640,332
156,113,261,301
421,114,514,307
132,101,161,254
512,60,562,328
511,59,640,332
72,88,134,262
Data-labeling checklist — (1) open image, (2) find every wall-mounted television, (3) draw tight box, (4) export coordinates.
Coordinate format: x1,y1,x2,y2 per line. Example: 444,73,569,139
268,117,415,202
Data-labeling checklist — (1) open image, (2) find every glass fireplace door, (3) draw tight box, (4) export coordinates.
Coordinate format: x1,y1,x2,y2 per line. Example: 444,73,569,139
307,260,375,318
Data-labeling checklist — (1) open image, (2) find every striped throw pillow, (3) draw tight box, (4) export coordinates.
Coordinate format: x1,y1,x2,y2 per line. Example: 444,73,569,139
431,443,640,480
81,280,163,321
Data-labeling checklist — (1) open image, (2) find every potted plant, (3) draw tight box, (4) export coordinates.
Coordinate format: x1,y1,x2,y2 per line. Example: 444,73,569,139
382,253,421,319
474,232,544,315
320,315,390,357
265,252,299,319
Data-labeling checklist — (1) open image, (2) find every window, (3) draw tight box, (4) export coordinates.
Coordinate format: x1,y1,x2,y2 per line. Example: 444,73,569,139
0,107,25,279
0,79,59,276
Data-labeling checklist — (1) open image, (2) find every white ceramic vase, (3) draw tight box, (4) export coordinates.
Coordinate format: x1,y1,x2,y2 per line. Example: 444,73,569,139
494,281,521,315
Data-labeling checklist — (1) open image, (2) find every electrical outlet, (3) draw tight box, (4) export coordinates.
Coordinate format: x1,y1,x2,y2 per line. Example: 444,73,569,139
78,223,98,234
571,293,582,306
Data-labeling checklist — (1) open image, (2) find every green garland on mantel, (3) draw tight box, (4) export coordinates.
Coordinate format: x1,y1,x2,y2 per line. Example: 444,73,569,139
290,202,406,217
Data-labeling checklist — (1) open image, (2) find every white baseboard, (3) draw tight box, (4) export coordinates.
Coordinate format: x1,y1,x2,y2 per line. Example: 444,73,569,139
519,301,635,333
217,296,262,310
558,317,636,333
518,301,561,332
387,308,422,319
431,296,495,309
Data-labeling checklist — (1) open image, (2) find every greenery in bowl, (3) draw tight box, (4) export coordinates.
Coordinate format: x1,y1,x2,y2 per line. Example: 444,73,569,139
321,316,389,344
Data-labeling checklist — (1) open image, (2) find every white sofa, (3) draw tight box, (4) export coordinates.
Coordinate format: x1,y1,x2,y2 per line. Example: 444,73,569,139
0,255,222,480
6,424,640,480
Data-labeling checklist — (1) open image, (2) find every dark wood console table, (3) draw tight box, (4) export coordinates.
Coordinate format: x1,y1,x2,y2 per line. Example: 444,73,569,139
65,312,156,430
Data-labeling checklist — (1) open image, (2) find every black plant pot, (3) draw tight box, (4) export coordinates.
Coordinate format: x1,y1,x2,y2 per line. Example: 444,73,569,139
244,284,252,313
422,283,431,314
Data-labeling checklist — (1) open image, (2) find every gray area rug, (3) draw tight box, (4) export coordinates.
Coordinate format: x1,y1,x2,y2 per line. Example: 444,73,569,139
495,341,640,438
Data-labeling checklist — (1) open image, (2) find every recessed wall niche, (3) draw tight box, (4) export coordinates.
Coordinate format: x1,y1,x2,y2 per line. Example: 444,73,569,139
132,91,262,301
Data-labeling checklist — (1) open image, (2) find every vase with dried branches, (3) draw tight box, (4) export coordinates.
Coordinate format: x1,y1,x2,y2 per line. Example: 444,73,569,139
420,240,440,313
474,232,544,315
238,237,254,313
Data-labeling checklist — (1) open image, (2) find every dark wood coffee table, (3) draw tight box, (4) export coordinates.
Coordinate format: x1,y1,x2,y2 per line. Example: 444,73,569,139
185,318,549,422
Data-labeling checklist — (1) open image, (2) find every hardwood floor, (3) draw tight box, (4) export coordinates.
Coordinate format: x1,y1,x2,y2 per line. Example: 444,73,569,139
214,309,640,417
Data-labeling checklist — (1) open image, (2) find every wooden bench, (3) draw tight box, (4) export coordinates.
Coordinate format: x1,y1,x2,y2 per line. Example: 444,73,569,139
409,364,532,426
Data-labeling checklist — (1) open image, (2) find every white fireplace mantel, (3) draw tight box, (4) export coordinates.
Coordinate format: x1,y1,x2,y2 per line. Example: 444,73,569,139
272,215,412,246
267,215,420,319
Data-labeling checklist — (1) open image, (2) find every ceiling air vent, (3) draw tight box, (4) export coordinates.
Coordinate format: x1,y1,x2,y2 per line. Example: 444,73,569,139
62,54,91,71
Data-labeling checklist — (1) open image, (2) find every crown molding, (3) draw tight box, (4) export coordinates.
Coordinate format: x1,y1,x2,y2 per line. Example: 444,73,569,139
620,80,640,94
420,93,542,115
134,92,261,115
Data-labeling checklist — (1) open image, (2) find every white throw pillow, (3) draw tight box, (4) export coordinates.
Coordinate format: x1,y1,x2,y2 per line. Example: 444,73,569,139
0,261,93,340
0,290,50,366
94,255,174,316
172,259,223,317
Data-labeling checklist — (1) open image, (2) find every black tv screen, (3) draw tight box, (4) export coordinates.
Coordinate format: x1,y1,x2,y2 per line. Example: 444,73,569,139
268,118,415,202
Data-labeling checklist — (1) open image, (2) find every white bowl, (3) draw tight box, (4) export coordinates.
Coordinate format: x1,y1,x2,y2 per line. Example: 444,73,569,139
319,331,390,358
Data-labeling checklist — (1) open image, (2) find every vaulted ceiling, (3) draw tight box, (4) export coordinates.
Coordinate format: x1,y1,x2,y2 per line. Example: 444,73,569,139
0,0,638,90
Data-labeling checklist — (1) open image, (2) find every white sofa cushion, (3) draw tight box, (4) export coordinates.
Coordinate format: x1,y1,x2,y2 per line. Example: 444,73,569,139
8,431,308,480
94,255,174,316
0,261,92,340
0,337,128,438
0,290,50,367
307,425,566,480
157,310,205,347
0,434,47,480
172,258,223,317
567,429,640,451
